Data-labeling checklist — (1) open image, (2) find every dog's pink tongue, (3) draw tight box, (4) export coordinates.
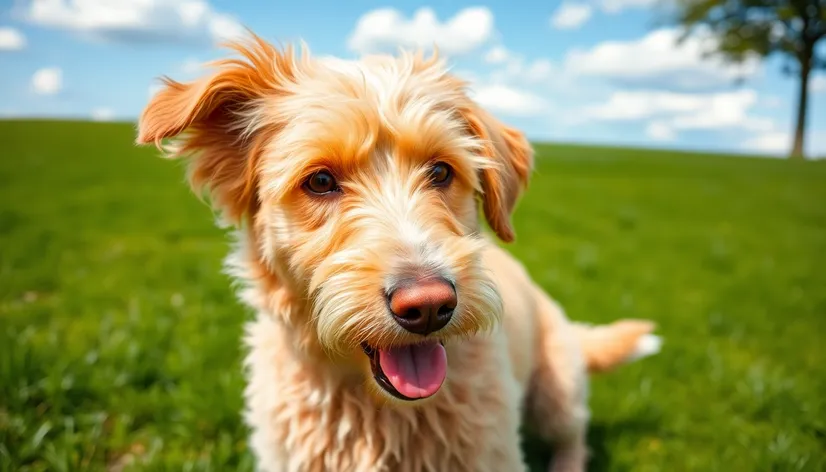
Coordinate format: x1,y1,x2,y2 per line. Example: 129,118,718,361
378,342,447,399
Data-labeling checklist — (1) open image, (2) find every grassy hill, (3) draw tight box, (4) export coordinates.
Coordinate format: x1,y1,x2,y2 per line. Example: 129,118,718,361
1,120,825,471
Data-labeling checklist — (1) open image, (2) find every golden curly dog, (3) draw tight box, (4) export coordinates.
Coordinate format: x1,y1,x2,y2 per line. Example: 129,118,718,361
136,32,661,472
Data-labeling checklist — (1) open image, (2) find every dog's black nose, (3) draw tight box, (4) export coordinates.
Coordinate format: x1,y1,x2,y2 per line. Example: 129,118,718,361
387,277,457,335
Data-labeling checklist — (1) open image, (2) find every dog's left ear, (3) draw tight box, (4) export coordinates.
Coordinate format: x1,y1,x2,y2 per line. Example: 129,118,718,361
459,102,534,243
136,35,302,225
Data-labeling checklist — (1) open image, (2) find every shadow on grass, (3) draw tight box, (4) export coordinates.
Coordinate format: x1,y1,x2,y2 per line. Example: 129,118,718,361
521,414,661,472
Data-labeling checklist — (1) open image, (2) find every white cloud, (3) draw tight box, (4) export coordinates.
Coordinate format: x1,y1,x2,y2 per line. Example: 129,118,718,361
347,7,494,56
31,67,62,95
0,27,26,50
741,129,826,157
600,0,659,14
524,59,554,83
646,121,676,141
207,13,245,42
811,75,826,93
760,95,784,108
453,69,482,86
483,44,556,87
19,0,244,45
578,89,775,139
180,57,203,74
741,131,790,155
148,83,163,98
580,90,707,121
564,28,761,89
468,84,549,117
90,107,115,121
550,3,593,30
484,46,510,64
489,55,555,85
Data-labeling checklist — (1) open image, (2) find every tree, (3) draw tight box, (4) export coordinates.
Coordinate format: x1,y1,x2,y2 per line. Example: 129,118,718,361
670,0,825,158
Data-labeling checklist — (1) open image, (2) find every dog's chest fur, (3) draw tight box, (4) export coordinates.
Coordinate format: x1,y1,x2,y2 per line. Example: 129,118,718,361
242,313,527,472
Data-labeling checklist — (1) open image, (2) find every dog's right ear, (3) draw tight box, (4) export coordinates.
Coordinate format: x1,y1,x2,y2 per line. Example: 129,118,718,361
136,35,302,225
137,74,242,149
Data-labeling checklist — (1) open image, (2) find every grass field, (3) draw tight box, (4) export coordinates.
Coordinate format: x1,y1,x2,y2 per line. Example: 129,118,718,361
1,119,825,472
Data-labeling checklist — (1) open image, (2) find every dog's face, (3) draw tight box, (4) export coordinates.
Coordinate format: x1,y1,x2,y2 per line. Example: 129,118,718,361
137,35,533,403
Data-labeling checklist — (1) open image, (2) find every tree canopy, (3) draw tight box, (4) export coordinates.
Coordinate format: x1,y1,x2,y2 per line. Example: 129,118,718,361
670,0,825,157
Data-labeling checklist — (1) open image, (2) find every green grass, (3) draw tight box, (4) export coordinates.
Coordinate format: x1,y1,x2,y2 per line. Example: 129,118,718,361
1,120,824,472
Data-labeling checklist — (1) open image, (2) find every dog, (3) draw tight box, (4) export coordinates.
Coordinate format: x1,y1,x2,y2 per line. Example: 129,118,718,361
136,32,661,472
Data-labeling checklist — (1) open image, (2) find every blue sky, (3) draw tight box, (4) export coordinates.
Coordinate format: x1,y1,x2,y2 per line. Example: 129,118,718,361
1,0,824,157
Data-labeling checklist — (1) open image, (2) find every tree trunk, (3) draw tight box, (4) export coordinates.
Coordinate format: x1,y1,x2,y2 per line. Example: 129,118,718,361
790,45,812,159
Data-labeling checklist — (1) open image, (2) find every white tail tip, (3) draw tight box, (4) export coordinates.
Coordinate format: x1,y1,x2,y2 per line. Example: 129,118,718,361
626,334,663,363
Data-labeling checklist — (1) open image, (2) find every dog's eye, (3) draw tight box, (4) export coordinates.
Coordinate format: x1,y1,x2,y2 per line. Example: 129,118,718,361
304,170,339,195
429,162,453,187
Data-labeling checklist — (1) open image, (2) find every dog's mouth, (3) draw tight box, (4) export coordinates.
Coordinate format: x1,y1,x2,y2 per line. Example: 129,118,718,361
361,340,447,401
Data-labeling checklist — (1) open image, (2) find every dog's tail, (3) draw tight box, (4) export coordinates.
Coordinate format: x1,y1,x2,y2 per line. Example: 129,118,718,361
572,319,662,373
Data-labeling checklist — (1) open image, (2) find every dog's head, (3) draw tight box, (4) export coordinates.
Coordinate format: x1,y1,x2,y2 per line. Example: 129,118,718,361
137,34,533,403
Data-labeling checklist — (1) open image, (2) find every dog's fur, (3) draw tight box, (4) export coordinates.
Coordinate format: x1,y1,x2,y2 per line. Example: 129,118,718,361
136,33,661,472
